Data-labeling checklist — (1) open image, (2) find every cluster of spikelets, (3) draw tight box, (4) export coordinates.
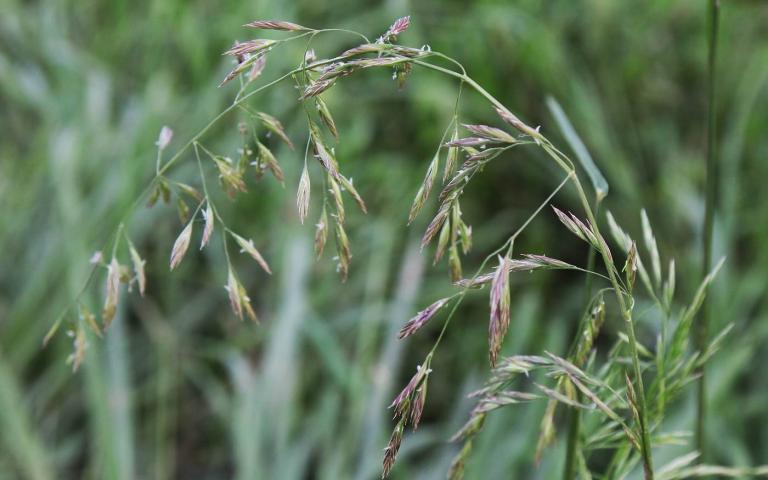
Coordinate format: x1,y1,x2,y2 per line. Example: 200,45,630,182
48,14,768,480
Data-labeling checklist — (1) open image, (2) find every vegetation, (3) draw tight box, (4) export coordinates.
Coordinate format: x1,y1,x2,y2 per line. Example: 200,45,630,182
2,1,768,479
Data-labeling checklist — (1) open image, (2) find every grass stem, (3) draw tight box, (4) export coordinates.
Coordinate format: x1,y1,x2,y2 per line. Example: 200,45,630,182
697,0,720,462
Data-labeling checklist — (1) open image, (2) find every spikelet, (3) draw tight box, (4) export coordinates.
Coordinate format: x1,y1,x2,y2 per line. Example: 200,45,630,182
231,233,272,274
244,20,310,31
256,112,294,150
127,240,146,296
297,164,311,224
102,256,121,328
156,126,173,150
408,152,439,224
398,297,451,339
170,221,193,271
315,97,339,139
315,206,328,258
488,255,511,367
201,202,214,249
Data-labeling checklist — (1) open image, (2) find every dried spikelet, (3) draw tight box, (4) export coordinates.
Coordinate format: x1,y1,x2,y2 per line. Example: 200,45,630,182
256,141,284,183
66,326,88,373
382,419,404,478
341,43,388,57
224,39,276,57
249,55,267,81
220,57,258,87
256,112,294,150
465,147,506,163
334,220,351,281
315,206,328,258
225,267,243,319
201,202,214,249
398,297,450,339
238,283,258,323
79,304,101,336
297,164,311,224
551,206,599,248
244,20,310,31
462,124,517,143
128,241,146,296
444,137,489,147
231,233,272,274
338,175,367,214
444,130,459,182
624,241,638,288
315,97,339,139
489,255,511,367
328,175,346,224
214,157,247,197
433,220,451,263
494,106,540,139
102,257,121,328
310,128,340,179
169,222,193,271
625,373,641,428
454,272,495,289
640,209,662,287
408,152,439,224
304,49,317,65
410,382,428,429
300,79,337,100
390,363,430,415
420,201,451,249
156,126,173,150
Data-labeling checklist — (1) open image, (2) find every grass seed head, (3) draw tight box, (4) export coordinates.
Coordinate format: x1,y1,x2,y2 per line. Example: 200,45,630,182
489,255,511,367
398,297,450,339
256,112,294,150
102,256,121,328
201,203,214,249
128,242,146,296
232,233,272,274
155,126,173,150
244,20,310,31
169,222,193,271
314,206,328,258
297,164,311,224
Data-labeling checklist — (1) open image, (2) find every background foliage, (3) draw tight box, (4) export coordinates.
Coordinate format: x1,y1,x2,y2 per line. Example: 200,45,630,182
1,0,767,478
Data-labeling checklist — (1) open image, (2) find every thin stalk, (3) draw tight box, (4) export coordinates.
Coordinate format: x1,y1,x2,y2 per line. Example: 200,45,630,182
697,0,720,461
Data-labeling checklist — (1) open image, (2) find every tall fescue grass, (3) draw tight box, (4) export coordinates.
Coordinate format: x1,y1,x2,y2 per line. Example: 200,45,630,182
2,1,768,479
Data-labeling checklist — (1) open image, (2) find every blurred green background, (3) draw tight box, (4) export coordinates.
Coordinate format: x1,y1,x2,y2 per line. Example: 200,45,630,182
1,0,767,478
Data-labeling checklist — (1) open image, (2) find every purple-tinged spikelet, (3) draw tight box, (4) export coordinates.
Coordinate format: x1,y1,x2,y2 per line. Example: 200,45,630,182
398,297,450,339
